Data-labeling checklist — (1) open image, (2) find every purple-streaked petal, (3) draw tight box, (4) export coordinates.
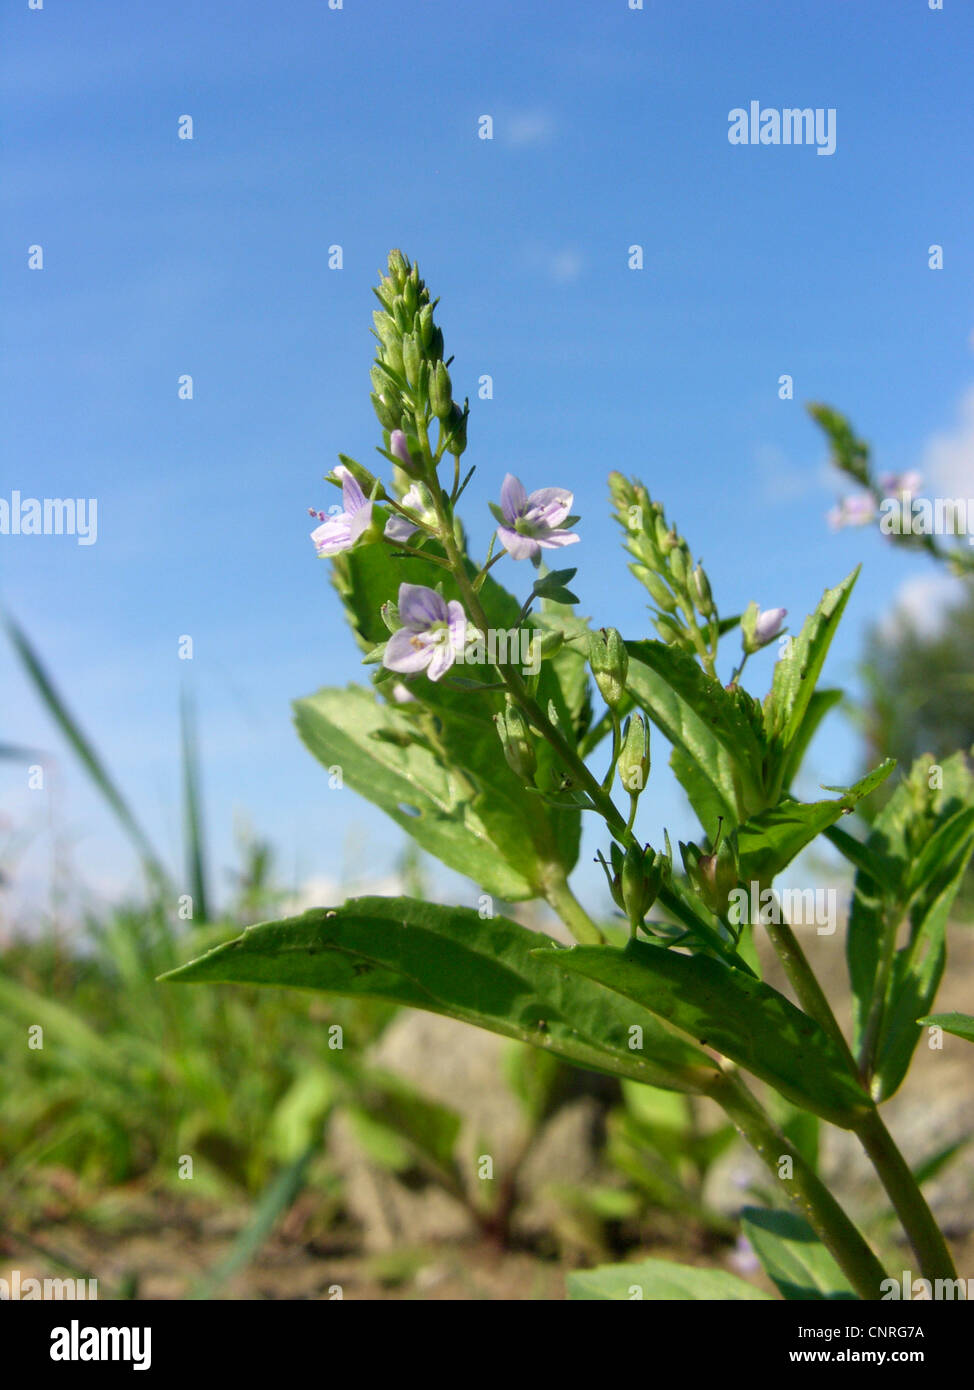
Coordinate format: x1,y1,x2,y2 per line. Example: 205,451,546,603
347,499,374,543
497,525,540,561
390,430,414,468
397,582,448,630
446,600,467,650
500,473,528,524
536,529,580,550
525,487,573,529
336,466,368,515
384,513,419,543
311,512,353,555
383,628,433,673
426,639,457,682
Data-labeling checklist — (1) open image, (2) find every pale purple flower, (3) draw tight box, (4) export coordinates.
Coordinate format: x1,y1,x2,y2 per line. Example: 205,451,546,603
754,607,787,644
495,473,580,561
729,1234,761,1277
384,483,435,544
389,430,415,468
879,470,923,498
390,682,417,704
827,493,876,530
383,583,467,682
310,466,373,556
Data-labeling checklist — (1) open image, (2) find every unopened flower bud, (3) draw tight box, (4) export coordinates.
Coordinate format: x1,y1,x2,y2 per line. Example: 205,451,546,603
494,700,537,785
654,613,685,645
430,361,453,420
682,824,738,916
617,713,649,795
741,600,787,653
668,543,690,589
638,569,677,613
444,401,468,456
371,392,401,431
372,310,399,351
401,332,422,387
417,303,434,348
692,565,715,618
590,628,629,710
621,843,667,931
387,249,409,285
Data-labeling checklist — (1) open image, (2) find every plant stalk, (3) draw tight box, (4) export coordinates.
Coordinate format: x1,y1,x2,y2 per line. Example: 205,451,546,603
852,1107,957,1285
708,1070,889,1300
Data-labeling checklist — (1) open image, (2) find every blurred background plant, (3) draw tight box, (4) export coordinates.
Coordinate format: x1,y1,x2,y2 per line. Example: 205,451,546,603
0,614,748,1295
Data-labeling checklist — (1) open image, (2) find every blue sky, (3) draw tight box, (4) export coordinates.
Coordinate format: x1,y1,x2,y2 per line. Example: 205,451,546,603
2,0,973,922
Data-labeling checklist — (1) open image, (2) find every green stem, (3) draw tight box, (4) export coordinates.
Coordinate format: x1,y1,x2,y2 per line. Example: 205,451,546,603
856,906,900,1081
544,874,605,946
762,898,957,1285
708,1070,888,1300
762,913,859,1075
852,1108,957,1285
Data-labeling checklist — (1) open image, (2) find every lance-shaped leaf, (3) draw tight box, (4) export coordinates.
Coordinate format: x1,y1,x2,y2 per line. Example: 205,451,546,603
736,760,894,884
917,1012,974,1045
567,1257,773,1301
295,686,547,900
625,644,763,828
534,942,872,1127
740,1208,856,1301
763,568,859,797
162,896,717,1095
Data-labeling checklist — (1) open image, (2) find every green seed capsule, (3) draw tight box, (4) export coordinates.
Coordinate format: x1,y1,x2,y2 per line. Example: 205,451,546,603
430,361,453,420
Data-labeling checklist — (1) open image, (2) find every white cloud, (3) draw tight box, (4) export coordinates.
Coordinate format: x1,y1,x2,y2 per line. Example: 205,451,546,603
548,249,583,283
505,109,556,147
922,383,974,496
878,570,964,641
754,443,832,504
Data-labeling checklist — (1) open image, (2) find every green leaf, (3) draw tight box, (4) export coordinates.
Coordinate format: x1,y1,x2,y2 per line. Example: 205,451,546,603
536,942,872,1127
740,1208,857,1301
917,1012,974,1044
764,568,859,794
777,688,844,793
293,686,540,900
531,568,578,598
567,1256,773,1301
625,644,762,828
736,761,894,883
162,896,717,1095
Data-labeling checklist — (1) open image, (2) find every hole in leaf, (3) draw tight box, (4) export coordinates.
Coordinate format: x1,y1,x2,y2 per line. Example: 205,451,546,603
397,802,423,819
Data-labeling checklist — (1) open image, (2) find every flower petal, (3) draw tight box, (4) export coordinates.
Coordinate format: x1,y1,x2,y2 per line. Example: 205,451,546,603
336,466,368,515
383,628,433,673
347,499,374,543
500,474,528,524
384,513,418,544
311,513,353,555
397,582,448,630
497,525,539,561
446,600,467,650
536,529,580,550
525,487,573,529
426,638,457,682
